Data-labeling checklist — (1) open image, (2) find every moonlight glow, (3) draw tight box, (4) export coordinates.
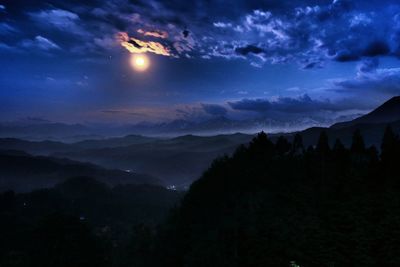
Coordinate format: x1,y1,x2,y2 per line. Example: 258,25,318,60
131,54,150,71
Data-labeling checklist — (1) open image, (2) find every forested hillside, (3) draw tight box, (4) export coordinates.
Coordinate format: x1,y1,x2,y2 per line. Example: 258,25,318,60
152,126,400,267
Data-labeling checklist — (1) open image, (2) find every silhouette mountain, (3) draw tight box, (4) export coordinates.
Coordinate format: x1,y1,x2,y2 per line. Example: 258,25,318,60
0,150,162,192
0,138,72,155
74,134,157,149
0,135,157,155
0,133,254,187
0,122,94,141
275,96,400,148
53,133,254,186
331,96,400,129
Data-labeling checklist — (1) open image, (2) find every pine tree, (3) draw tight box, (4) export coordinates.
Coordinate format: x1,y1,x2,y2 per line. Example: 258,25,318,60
316,131,330,156
350,129,366,154
248,131,275,158
291,133,304,156
381,125,398,164
276,136,291,155
333,138,345,154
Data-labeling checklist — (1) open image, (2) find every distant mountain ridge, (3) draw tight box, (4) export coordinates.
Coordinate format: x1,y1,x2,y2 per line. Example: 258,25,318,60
52,133,255,186
0,134,157,155
0,115,338,141
0,150,162,192
0,96,399,188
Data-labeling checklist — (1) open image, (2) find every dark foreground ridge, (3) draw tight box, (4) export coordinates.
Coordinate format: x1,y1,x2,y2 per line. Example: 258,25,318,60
152,126,400,267
0,150,162,192
0,176,182,267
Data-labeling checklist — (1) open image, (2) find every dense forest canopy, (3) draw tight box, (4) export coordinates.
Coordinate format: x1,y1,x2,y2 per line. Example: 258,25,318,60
153,126,400,267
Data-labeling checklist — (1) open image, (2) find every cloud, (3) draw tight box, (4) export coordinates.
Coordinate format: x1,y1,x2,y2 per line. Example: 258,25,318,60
330,40,390,62
0,42,18,52
198,2,400,67
334,67,400,95
3,0,400,68
213,22,233,28
302,60,324,69
20,36,61,51
117,32,171,56
237,90,249,95
101,110,144,116
228,94,350,113
350,13,372,27
201,104,227,116
137,29,168,39
235,45,264,55
0,23,17,35
30,9,80,32
22,116,51,123
182,30,190,38
357,58,379,75
362,40,390,57
333,50,360,62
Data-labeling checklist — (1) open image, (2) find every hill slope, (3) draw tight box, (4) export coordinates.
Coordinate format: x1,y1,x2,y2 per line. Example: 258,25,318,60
0,176,182,266
276,96,400,147
0,150,161,192
53,133,254,187
331,96,400,129
152,131,400,267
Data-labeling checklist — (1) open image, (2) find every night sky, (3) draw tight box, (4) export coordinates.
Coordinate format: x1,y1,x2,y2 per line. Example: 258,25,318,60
1,0,400,131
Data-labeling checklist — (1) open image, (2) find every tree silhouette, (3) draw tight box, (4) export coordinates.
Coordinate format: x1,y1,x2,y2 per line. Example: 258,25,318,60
275,136,291,156
351,129,366,154
316,131,330,156
381,125,398,164
150,126,400,267
291,133,304,156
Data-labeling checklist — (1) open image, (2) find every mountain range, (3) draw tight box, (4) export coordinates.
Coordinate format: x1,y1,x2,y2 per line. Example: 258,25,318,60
280,96,400,147
0,96,399,189
0,113,356,142
0,150,161,192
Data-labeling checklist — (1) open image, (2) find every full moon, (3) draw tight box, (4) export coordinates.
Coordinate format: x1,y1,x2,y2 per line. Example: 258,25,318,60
130,54,150,71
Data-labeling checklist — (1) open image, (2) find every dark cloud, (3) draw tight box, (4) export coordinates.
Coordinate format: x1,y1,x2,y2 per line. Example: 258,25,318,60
334,67,400,95
182,30,189,38
228,94,349,113
302,60,324,69
102,110,125,114
21,117,52,123
235,45,264,56
201,104,227,116
101,109,146,116
333,50,360,62
331,41,390,62
362,40,390,57
128,39,144,49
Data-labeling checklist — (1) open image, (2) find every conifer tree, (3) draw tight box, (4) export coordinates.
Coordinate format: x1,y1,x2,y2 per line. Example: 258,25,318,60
350,129,366,154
